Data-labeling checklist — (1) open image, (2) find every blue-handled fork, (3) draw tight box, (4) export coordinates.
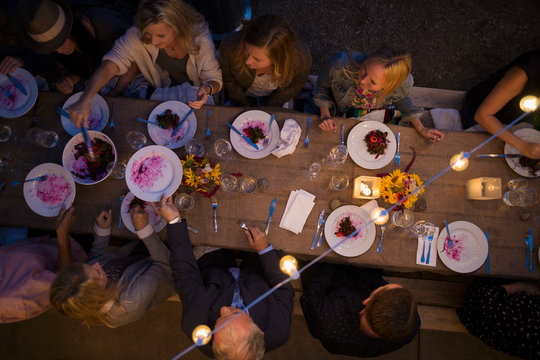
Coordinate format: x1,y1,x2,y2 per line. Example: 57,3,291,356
303,117,311,147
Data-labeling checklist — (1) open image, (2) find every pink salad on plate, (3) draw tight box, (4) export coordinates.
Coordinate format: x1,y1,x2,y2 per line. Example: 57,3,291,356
33,175,72,207
334,213,364,241
241,119,267,145
130,153,168,190
0,79,28,110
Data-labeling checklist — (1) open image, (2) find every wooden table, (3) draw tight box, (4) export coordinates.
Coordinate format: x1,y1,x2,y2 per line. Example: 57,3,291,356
1,92,538,279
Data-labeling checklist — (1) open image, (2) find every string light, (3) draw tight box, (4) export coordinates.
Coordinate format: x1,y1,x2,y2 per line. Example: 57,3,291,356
519,95,538,112
279,255,299,279
450,152,469,171
371,207,389,225
192,325,212,346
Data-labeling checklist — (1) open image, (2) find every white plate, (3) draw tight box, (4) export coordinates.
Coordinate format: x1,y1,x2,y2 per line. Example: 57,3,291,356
61,92,109,136
0,68,38,118
126,145,183,201
504,128,540,178
324,205,376,257
62,131,117,185
437,221,488,273
147,101,196,149
120,191,166,233
347,121,397,169
229,110,280,159
23,163,76,217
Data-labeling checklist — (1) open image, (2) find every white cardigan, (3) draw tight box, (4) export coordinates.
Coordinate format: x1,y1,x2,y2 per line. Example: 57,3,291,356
103,26,222,90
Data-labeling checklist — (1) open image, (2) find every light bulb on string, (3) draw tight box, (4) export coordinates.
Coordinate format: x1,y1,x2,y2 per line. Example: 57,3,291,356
192,325,212,346
450,152,469,171
519,95,538,112
371,207,389,225
279,255,299,279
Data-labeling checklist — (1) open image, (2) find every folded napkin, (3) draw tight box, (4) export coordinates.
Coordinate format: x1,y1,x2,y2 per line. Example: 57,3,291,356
150,82,215,105
357,109,386,122
416,226,440,267
430,108,463,131
279,189,316,234
272,119,301,158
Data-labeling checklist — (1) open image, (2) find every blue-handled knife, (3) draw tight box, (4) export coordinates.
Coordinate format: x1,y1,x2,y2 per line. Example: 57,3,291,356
311,209,325,250
7,74,27,95
57,106,70,119
485,231,490,274
529,228,534,273
80,126,96,161
137,118,163,128
171,108,194,138
395,132,401,165
264,198,277,235
226,122,259,150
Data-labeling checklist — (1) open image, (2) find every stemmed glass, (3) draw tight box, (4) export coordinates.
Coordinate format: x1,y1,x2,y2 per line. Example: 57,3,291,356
214,138,233,161
0,125,12,142
126,131,147,150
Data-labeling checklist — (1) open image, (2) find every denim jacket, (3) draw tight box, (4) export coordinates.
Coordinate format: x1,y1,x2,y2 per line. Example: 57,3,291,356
314,51,424,126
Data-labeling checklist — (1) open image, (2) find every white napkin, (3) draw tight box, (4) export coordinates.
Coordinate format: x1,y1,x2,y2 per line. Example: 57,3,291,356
356,109,386,122
272,119,301,158
416,226,440,267
279,189,316,234
430,108,463,131
150,82,215,105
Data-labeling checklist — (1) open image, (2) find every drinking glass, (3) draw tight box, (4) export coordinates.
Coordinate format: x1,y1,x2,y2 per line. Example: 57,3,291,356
329,174,349,191
25,128,59,148
392,209,415,228
507,179,528,190
174,193,195,211
327,145,348,167
106,161,127,179
502,187,536,207
220,174,239,193
240,176,257,194
413,220,435,237
0,125,12,142
126,131,147,150
185,138,205,157
304,162,321,180
214,138,233,161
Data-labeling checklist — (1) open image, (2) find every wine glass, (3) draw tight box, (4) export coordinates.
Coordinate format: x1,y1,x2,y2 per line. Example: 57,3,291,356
240,176,257,194
126,131,147,150
220,174,239,193
392,209,415,228
174,193,195,211
185,139,205,157
214,138,233,161
0,125,12,142
329,174,349,191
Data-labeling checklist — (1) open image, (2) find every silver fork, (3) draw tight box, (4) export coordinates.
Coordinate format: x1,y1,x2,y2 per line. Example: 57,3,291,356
377,225,386,253
118,195,124,228
211,197,218,232
262,114,275,147
303,117,311,147
109,102,116,128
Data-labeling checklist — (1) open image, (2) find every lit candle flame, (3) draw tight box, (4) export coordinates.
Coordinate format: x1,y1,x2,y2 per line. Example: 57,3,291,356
450,152,469,171
371,207,389,225
519,95,538,112
279,255,299,279
192,325,212,346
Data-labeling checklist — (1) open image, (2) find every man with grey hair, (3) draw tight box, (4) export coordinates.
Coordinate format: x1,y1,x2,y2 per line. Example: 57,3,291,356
157,195,294,358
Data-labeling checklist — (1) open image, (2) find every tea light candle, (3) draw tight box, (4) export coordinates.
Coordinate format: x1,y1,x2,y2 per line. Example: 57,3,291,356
465,177,502,200
353,176,381,199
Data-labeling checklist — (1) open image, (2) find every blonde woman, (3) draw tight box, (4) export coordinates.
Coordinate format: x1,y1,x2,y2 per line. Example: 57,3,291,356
219,14,311,107
315,47,444,142
49,206,173,327
68,0,222,127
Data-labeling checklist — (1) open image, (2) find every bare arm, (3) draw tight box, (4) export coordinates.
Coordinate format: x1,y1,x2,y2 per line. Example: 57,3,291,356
67,60,120,127
475,66,540,159
55,206,76,270
107,62,139,97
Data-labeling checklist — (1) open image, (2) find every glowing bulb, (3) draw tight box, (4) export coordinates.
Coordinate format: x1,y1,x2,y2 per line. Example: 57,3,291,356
450,152,469,171
371,207,389,225
192,325,212,346
279,255,299,279
519,95,538,112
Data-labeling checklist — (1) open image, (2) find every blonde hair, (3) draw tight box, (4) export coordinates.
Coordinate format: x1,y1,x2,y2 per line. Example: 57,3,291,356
136,0,207,55
212,321,264,360
345,46,412,108
49,262,123,328
233,15,298,88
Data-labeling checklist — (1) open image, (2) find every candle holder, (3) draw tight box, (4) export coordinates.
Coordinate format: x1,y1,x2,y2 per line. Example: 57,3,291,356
353,176,381,199
465,177,502,200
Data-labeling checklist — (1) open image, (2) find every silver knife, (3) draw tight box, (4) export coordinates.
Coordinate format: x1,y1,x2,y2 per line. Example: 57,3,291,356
7,74,27,95
265,198,277,235
477,154,521,158
311,209,325,250
317,217,326,247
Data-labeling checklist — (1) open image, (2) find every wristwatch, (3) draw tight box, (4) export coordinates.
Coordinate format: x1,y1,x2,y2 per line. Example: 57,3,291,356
203,83,214,95
168,216,181,224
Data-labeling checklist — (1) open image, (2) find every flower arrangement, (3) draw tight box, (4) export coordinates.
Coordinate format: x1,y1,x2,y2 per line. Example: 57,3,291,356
181,154,221,197
380,169,424,210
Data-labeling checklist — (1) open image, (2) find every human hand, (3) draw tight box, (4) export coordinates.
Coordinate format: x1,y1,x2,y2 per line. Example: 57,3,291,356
319,117,337,132
418,126,444,143
0,56,24,75
244,226,269,252
520,142,540,160
56,76,74,94
56,206,75,240
188,85,210,109
95,209,112,229
67,95,92,127
130,204,149,230
151,194,180,223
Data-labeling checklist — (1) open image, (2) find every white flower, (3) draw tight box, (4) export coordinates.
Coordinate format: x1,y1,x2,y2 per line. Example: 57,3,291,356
202,164,212,173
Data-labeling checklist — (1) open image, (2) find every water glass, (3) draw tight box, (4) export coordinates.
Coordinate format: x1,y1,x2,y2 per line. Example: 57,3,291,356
214,138,233,161
413,220,435,237
304,162,321,180
240,176,257,194
25,128,59,148
220,174,239,193
126,131,147,150
185,138,205,157
329,174,349,191
174,193,195,211
106,161,127,179
327,145,348,167
507,179,528,190
392,209,415,228
502,187,536,207
0,125,12,142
